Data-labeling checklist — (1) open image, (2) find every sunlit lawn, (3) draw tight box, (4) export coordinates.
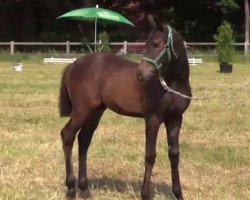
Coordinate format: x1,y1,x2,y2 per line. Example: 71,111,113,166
0,59,249,200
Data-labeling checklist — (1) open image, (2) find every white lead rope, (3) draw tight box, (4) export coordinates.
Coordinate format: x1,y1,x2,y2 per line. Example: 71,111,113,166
158,76,210,100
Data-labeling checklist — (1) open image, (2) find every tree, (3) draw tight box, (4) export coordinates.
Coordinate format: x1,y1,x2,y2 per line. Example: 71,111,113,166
0,0,245,43
214,21,235,64
218,0,239,14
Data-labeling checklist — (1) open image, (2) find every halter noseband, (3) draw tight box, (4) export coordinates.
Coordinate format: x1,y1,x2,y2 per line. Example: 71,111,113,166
142,26,178,72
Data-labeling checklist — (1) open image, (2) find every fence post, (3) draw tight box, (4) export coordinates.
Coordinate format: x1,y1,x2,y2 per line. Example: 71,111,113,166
123,41,127,55
10,41,14,55
66,41,70,55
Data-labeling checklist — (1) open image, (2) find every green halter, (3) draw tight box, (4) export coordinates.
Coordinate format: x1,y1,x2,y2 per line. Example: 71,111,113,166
142,26,178,72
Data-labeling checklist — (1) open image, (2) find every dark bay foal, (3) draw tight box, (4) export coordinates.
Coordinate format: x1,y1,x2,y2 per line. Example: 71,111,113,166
59,18,191,200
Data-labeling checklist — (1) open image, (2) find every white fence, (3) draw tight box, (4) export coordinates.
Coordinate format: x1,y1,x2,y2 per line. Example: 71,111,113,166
43,56,203,65
43,57,77,64
0,41,143,55
0,41,248,55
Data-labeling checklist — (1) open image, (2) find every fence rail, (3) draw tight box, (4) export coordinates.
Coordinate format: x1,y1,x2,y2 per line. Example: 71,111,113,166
186,42,245,46
0,41,249,55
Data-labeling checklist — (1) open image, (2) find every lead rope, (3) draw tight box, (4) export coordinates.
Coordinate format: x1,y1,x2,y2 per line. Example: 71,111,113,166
158,76,211,100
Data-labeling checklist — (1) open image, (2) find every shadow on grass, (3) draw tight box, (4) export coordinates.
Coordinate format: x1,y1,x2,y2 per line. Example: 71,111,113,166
89,176,175,199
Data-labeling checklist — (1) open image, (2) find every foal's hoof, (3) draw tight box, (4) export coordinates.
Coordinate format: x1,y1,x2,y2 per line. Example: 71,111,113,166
79,189,92,199
66,188,76,200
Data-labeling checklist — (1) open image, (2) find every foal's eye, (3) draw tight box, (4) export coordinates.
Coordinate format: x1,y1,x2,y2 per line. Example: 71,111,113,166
153,42,159,48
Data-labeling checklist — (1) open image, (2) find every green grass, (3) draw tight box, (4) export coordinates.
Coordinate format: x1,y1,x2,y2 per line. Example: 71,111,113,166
0,60,249,200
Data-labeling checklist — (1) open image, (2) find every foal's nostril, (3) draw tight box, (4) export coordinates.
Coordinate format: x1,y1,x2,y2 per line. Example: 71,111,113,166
137,70,142,81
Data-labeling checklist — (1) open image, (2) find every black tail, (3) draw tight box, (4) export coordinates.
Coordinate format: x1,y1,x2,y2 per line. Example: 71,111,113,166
59,65,72,117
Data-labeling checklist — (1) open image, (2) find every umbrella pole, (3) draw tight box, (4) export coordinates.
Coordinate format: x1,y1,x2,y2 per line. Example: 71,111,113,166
95,18,97,52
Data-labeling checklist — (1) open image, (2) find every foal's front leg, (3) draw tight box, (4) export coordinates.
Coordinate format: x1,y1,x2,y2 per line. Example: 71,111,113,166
165,116,184,200
141,115,161,200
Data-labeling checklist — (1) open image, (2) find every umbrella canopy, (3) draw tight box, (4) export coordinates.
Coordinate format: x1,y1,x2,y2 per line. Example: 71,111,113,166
57,5,134,52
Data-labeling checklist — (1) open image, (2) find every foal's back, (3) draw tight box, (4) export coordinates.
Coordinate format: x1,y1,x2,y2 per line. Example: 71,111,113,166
65,53,144,117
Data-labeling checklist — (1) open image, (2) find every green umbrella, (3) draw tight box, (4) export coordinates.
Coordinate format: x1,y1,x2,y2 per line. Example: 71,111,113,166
57,5,134,52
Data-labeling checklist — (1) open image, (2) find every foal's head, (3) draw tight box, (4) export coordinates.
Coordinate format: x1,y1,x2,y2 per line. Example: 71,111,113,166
138,16,176,82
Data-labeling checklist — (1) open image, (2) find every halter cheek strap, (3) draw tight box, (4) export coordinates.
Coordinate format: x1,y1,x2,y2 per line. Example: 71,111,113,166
142,47,168,71
142,26,178,72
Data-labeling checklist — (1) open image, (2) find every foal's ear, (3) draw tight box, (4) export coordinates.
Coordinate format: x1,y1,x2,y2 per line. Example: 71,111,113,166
147,15,156,30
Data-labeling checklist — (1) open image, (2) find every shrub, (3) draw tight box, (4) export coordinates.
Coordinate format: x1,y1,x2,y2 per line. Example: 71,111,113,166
214,21,235,63
98,31,111,53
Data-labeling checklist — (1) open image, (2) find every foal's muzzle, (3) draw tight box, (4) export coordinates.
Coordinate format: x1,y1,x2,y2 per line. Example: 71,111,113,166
137,62,157,82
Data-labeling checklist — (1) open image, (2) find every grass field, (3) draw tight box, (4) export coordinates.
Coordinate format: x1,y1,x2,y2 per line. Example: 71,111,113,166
0,59,249,200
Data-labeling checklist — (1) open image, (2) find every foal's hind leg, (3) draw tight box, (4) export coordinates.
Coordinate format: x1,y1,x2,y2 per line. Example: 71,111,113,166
141,115,161,200
61,110,90,199
165,116,184,200
78,107,105,198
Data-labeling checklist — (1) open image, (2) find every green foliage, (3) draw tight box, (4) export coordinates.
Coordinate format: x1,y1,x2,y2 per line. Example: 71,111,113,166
214,21,235,63
98,31,111,53
218,0,239,13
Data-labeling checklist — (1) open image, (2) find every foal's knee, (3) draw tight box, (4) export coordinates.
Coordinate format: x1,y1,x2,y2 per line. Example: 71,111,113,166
168,146,179,157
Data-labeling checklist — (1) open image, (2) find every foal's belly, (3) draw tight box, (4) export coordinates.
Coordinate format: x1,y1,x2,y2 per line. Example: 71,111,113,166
105,94,144,117
100,70,144,117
